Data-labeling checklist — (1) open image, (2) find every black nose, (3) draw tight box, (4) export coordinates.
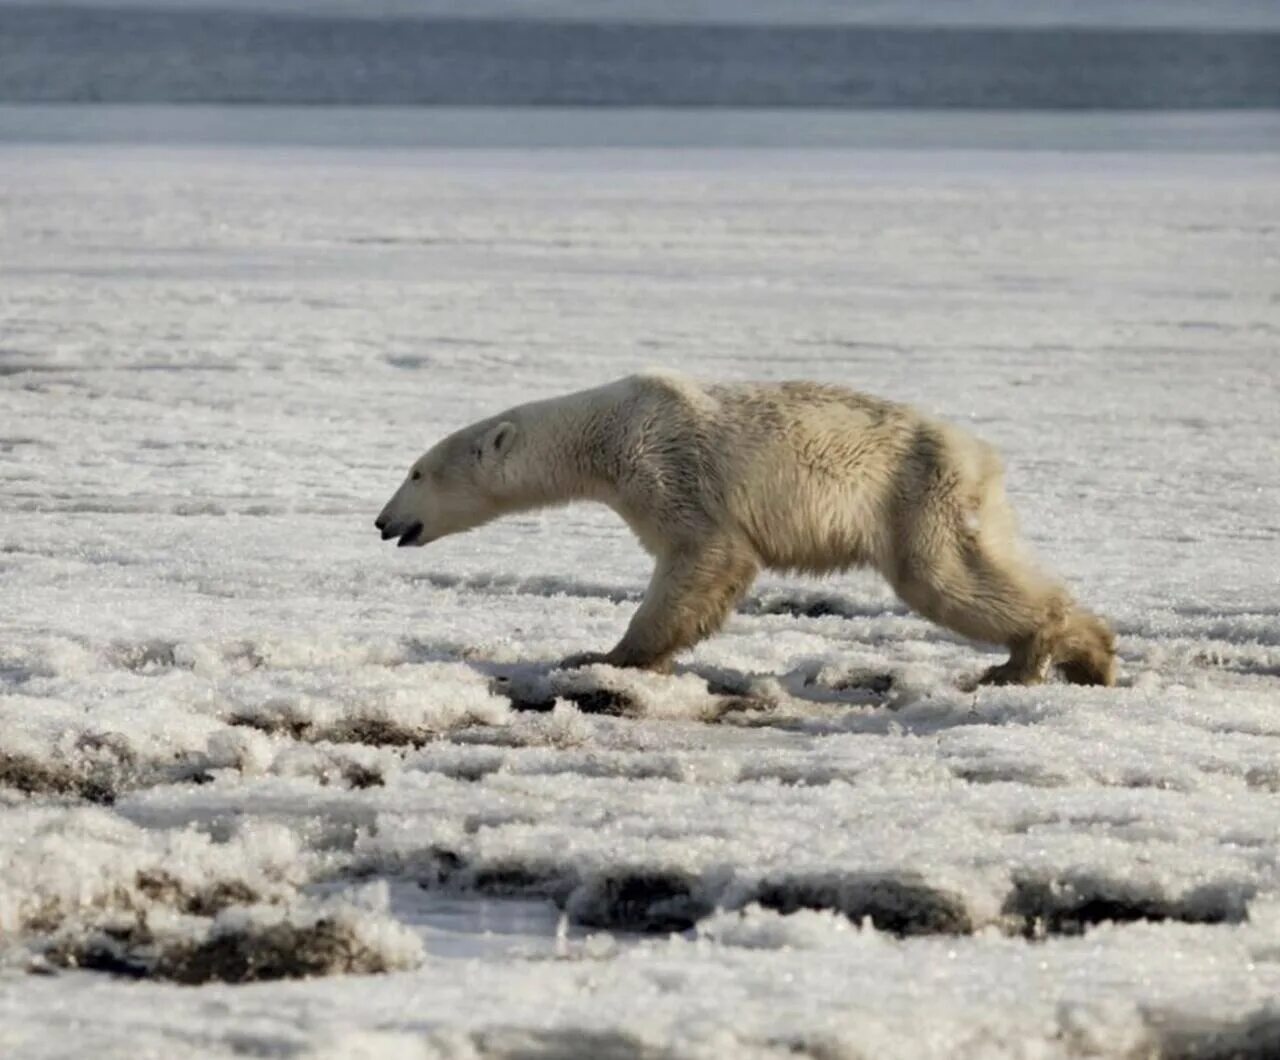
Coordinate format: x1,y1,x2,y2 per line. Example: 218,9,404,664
375,515,387,530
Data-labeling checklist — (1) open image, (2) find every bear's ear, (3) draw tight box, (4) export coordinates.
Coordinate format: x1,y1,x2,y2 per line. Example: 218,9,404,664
475,421,518,465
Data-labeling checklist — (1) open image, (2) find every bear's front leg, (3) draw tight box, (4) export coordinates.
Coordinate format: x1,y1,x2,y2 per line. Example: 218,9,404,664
566,536,758,671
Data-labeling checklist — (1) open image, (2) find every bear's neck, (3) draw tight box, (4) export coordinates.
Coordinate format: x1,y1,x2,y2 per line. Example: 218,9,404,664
499,386,624,510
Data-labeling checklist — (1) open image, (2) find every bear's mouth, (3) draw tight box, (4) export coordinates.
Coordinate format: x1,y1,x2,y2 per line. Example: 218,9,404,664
396,521,425,548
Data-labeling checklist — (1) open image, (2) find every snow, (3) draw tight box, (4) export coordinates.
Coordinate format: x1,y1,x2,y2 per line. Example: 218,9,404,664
1,134,1279,1058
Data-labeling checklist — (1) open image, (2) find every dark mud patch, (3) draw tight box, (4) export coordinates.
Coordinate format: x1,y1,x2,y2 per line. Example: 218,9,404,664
489,665,770,724
755,597,846,619
20,868,271,938
828,670,895,695
418,854,968,938
0,751,120,804
227,709,443,750
134,871,260,917
42,926,154,980
227,710,313,741
157,916,412,984
56,942,153,979
0,731,152,804
343,763,386,789
563,687,637,716
317,716,437,749
1005,876,1250,938
567,871,711,933
488,668,638,716
752,873,973,936
496,680,760,722
45,916,415,985
399,844,1255,943
498,688,558,713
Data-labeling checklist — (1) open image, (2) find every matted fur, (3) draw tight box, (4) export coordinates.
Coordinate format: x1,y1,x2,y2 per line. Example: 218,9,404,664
376,373,1115,686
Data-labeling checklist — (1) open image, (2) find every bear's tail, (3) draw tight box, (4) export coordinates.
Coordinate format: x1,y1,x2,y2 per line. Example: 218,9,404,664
1053,608,1116,686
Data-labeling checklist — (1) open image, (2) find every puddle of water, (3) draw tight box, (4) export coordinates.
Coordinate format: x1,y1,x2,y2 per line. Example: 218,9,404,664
396,888,571,960
314,881,609,961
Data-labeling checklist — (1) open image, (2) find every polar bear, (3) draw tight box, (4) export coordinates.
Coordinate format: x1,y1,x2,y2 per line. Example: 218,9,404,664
375,373,1115,686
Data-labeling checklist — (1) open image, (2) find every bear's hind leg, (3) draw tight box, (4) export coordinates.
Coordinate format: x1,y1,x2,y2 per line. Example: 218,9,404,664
890,533,1069,687
892,538,1117,686
602,536,759,670
885,438,1116,687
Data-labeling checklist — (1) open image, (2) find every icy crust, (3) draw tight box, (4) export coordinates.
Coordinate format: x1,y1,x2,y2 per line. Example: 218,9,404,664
353,707,1278,938
4,595,1280,1049
0,810,304,935
5,909,1280,1060
0,635,514,801
42,652,1267,940
2,146,1279,1056
0,806,420,984
38,883,422,985
3,646,1280,971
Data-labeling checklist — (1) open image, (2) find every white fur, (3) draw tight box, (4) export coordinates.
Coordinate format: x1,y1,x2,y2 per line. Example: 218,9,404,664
376,373,1115,685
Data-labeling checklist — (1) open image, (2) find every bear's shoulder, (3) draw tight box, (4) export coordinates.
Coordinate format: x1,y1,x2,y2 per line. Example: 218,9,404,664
624,369,703,398
612,371,720,416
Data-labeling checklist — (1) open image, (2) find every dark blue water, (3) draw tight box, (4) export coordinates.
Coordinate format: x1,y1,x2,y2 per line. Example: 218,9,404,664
2,7,1278,108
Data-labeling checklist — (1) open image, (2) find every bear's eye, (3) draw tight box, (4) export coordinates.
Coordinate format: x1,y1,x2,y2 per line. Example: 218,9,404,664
411,470,422,482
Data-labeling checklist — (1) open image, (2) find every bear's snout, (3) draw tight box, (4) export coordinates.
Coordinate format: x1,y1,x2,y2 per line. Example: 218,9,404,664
374,511,424,547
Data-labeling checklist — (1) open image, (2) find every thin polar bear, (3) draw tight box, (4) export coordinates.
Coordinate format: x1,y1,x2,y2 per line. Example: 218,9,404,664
375,373,1116,686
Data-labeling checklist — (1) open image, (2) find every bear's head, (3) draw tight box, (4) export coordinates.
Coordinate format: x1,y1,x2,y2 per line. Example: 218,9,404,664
375,419,518,547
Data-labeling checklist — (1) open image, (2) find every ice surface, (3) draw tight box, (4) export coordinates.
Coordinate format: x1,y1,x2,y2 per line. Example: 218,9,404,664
1,141,1278,1058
